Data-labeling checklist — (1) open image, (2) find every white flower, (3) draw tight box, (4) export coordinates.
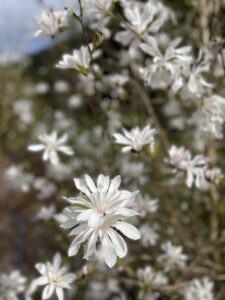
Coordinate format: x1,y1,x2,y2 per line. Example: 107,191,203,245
113,125,155,153
158,241,187,272
13,99,33,128
33,178,57,200
184,155,209,189
0,271,27,300
166,146,209,189
184,278,214,300
35,253,76,300
61,174,141,268
137,266,168,289
140,36,192,89
197,94,225,139
115,1,168,47
172,50,213,98
35,10,68,37
28,131,73,165
56,45,92,75
36,205,56,221
83,0,113,19
4,165,34,193
136,195,159,217
166,145,191,170
140,224,159,247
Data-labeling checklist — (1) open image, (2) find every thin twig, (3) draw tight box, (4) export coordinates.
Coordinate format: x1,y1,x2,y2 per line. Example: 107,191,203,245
78,0,92,58
131,78,170,151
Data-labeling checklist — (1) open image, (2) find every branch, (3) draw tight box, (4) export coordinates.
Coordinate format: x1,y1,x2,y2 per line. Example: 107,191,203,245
131,78,170,151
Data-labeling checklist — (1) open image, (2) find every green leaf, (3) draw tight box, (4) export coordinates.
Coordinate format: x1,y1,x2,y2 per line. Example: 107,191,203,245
79,65,89,76
64,6,80,20
93,32,105,50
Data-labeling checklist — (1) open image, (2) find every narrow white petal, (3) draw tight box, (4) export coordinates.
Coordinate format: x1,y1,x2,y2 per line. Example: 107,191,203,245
107,228,127,258
53,253,61,269
113,221,141,240
42,285,54,299
84,175,97,193
56,288,64,300
101,233,117,268
28,144,45,151
34,276,48,286
35,263,46,275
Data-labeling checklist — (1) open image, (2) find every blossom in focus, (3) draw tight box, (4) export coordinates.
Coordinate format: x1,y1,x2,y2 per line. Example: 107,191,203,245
184,278,214,300
113,125,156,153
140,36,192,89
56,45,92,75
61,174,141,268
35,10,68,37
0,271,27,300
28,131,74,165
34,253,76,300
158,241,187,272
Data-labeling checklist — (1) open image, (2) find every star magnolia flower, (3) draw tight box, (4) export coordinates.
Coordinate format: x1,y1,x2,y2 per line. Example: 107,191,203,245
137,266,168,289
184,277,214,300
34,253,76,300
28,131,74,165
83,0,113,19
115,1,167,47
158,241,188,272
35,10,68,37
56,45,92,75
113,125,156,153
61,174,141,268
166,145,191,170
0,271,27,300
166,145,209,189
199,94,225,139
140,36,192,89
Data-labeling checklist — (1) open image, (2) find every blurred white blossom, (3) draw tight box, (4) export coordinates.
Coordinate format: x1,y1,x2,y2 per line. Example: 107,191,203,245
184,278,214,300
158,241,187,272
28,131,73,165
140,36,192,89
34,253,76,300
0,271,27,300
36,205,56,221
35,10,68,37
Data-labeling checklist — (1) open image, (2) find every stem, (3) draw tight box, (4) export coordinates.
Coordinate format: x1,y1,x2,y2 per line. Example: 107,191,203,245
131,78,170,151
78,0,92,58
